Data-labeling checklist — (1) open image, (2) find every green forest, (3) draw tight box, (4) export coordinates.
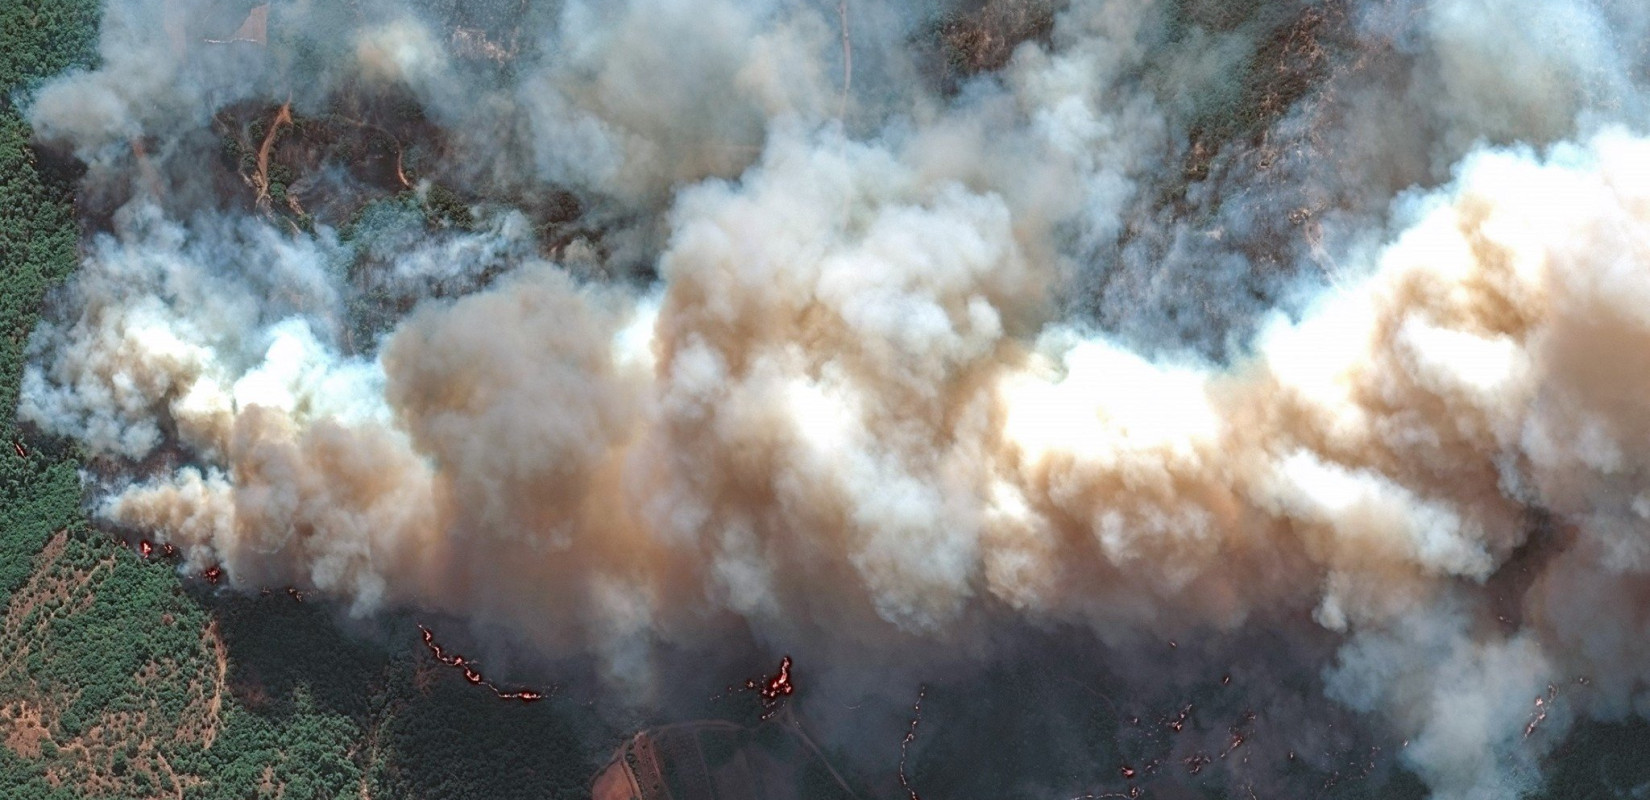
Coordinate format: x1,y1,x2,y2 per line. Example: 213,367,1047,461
0,2,605,798
3,1,1650,799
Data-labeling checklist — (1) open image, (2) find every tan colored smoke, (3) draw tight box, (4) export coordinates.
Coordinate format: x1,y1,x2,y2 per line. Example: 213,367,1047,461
95,126,1650,700
21,0,1650,796
73,126,1650,797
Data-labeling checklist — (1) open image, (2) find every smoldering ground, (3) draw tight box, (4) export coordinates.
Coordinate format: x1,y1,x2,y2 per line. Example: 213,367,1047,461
16,0,1650,797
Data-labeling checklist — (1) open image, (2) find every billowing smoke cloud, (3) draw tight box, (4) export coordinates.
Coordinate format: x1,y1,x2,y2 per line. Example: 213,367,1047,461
17,0,1650,796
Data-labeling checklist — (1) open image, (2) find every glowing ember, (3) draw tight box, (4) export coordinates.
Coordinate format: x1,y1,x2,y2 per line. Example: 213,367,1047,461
1221,710,1255,759
1524,684,1557,738
12,441,26,459
1166,703,1192,733
740,655,795,719
1317,746,1383,795
496,688,545,702
138,540,153,558
1097,683,1263,793
203,565,223,584
899,685,926,800
417,625,549,703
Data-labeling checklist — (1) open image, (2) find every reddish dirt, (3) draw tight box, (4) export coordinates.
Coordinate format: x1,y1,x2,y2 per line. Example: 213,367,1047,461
1,702,52,758
258,763,279,797
3,530,71,636
253,102,294,209
153,749,188,800
1,534,111,681
201,619,228,749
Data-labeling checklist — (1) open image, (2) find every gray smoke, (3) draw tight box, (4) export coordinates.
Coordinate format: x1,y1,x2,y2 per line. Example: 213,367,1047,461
17,0,1650,796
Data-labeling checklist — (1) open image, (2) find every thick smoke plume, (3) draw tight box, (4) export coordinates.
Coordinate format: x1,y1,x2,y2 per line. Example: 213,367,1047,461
18,0,1650,796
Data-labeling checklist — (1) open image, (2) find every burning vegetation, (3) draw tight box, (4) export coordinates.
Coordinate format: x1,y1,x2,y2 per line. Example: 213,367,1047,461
417,625,548,703
14,0,1650,798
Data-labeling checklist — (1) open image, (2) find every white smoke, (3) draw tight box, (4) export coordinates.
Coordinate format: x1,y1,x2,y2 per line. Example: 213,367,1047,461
19,0,1650,796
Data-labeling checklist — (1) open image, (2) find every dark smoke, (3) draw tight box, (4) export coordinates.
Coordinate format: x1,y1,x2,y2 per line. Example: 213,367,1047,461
17,0,1650,797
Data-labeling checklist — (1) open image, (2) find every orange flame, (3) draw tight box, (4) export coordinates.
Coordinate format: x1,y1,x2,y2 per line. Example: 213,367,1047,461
417,624,550,703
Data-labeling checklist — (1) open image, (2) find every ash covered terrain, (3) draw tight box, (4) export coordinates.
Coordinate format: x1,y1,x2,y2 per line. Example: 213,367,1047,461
5,0,1650,798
